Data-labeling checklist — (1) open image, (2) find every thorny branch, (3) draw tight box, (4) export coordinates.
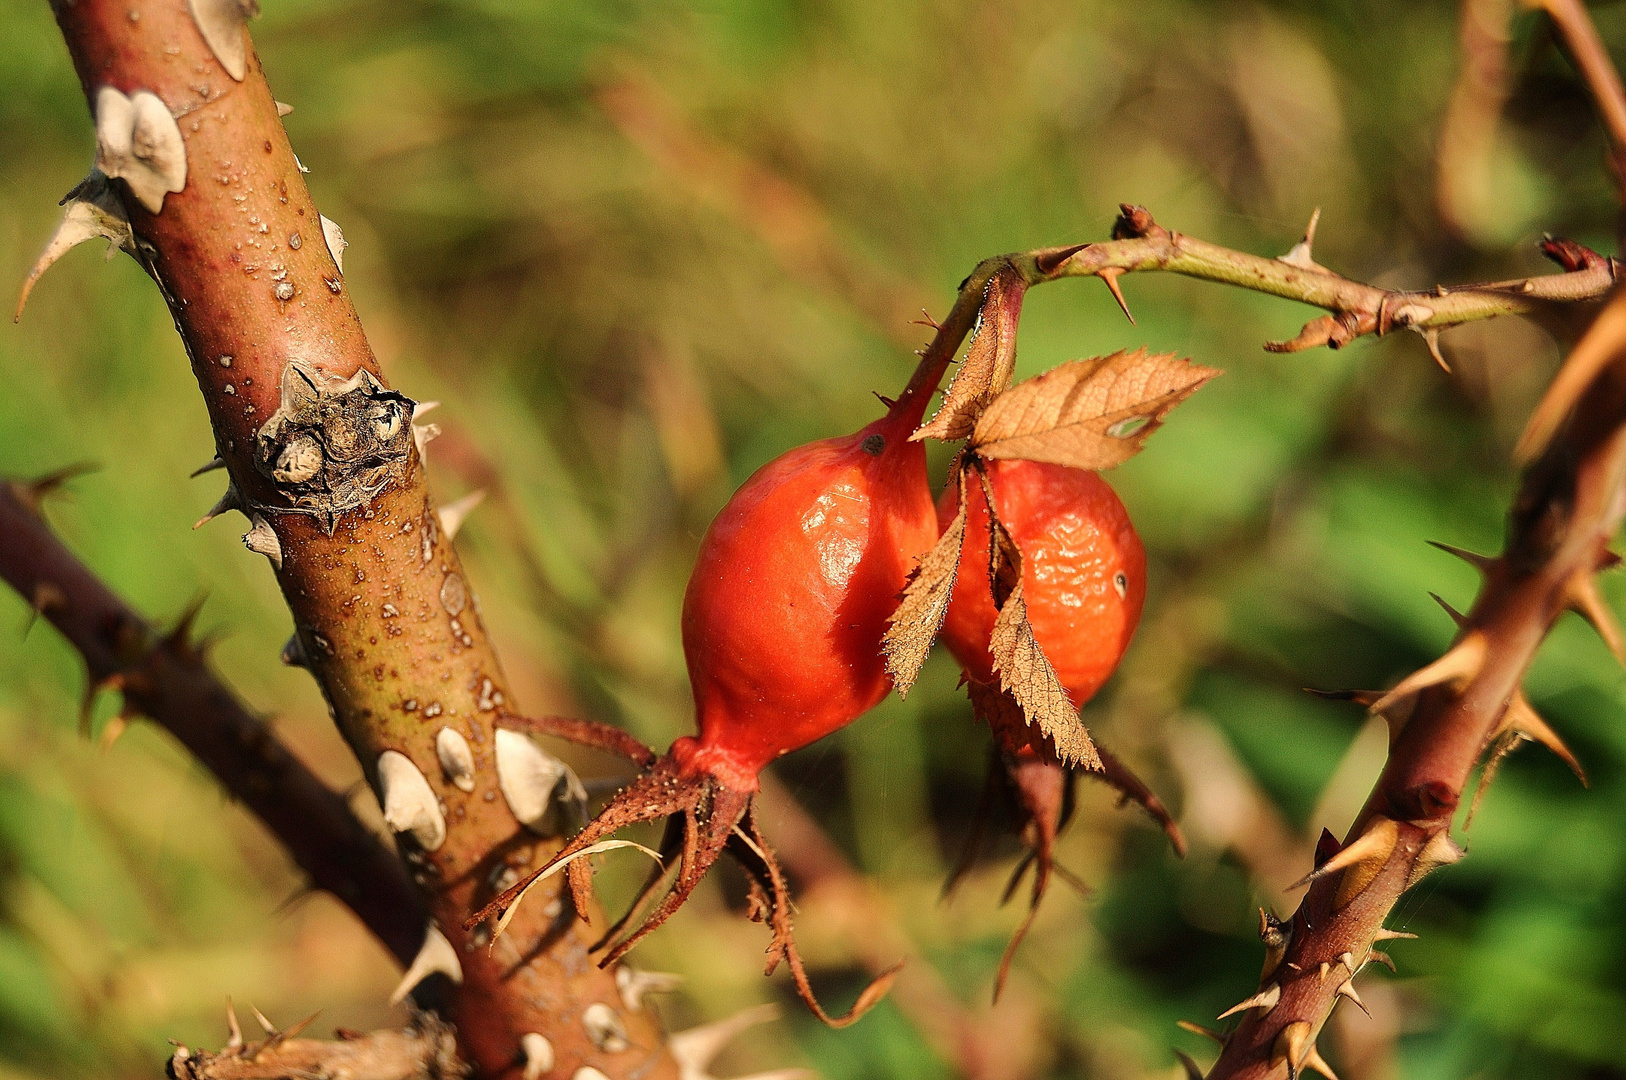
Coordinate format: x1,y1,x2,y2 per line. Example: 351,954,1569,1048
35,1,675,1076
0,473,427,966
1177,4,1626,1074
1193,283,1626,1080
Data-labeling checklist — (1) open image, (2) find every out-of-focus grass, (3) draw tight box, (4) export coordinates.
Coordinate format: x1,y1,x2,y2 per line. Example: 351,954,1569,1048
3,1,1626,1077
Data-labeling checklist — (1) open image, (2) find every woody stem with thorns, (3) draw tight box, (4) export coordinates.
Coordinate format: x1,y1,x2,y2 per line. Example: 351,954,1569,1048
37,1,676,1076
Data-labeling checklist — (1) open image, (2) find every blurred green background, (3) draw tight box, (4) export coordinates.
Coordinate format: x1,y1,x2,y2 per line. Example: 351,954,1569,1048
4,1,1626,1077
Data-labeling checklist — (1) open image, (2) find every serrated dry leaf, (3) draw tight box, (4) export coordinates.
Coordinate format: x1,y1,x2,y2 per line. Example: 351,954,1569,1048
989,581,1101,769
914,263,1027,441
971,347,1219,470
883,471,968,697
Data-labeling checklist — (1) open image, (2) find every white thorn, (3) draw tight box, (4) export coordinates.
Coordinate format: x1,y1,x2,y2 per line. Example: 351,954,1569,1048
320,214,346,273
389,925,463,1005
280,633,307,669
377,749,446,851
190,455,225,479
1370,633,1486,717
520,1034,554,1080
94,86,187,213
435,727,476,793
414,422,441,463
242,513,283,570
187,0,258,81
1277,208,1330,273
495,728,586,836
1335,979,1370,1017
251,1005,276,1035
193,481,243,530
670,1004,780,1078
571,1070,609,1080
581,1002,629,1053
1217,983,1280,1020
224,998,242,1050
438,490,486,541
276,101,293,117
16,171,133,322
413,401,440,420
617,966,684,1011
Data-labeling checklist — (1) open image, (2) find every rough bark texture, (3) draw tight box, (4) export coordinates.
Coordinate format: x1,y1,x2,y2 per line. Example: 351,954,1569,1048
0,477,427,966
44,2,675,1076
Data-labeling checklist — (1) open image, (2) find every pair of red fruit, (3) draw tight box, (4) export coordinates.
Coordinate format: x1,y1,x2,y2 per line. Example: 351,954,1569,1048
471,372,1174,1021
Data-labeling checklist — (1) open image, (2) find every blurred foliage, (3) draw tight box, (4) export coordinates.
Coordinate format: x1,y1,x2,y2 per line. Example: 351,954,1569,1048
4,0,1626,1078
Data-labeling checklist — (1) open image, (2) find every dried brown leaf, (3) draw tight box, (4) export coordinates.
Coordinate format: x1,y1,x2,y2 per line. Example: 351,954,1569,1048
883,472,967,697
971,347,1219,470
914,263,1027,441
989,581,1101,769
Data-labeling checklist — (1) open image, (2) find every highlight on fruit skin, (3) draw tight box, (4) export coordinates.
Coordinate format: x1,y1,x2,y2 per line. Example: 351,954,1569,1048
936,458,1183,1000
465,387,936,1027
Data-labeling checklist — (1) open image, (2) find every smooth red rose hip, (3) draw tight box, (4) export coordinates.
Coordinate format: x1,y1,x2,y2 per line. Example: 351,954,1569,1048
472,385,937,1026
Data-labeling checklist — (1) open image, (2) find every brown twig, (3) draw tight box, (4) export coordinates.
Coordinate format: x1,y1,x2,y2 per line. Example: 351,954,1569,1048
1197,284,1626,1078
38,3,673,1076
0,474,427,966
168,1009,462,1080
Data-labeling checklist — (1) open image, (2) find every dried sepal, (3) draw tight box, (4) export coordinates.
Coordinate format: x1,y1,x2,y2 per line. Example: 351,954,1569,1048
913,263,1027,441
94,87,186,213
187,0,259,81
989,580,1100,770
15,171,134,321
882,466,967,697
969,348,1219,471
388,925,462,1004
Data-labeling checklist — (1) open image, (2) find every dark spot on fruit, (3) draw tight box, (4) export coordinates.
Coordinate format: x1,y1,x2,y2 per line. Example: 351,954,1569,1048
861,434,885,456
1114,572,1128,598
